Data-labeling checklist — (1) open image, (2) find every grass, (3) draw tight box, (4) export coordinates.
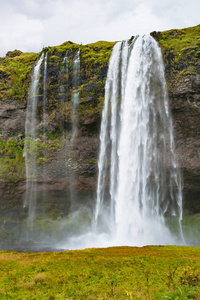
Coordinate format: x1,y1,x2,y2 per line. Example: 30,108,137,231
0,246,200,299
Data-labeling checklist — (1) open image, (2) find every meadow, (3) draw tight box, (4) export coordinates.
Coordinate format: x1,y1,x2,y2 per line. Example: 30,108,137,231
0,246,200,299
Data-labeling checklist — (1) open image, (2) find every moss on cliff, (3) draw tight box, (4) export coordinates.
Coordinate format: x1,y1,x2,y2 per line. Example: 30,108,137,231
0,40,115,114
0,52,39,102
152,24,200,107
0,137,67,182
153,24,200,59
0,39,116,183
0,139,25,182
42,40,116,117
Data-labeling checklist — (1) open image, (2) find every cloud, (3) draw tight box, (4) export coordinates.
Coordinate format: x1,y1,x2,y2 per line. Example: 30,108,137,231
0,2,45,56
3,0,57,19
0,0,199,56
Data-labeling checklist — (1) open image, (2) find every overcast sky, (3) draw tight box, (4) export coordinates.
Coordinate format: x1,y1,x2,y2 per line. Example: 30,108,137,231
0,0,199,57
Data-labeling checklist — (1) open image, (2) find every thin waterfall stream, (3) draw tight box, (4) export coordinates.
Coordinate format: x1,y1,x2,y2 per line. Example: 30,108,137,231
23,49,82,245
23,53,44,239
71,49,80,143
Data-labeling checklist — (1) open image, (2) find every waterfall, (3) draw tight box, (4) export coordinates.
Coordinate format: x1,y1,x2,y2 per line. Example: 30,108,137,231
23,53,44,237
41,52,48,220
23,49,82,244
58,35,184,250
42,52,48,135
22,37,184,250
71,49,80,142
94,35,183,246
59,50,69,104
67,49,81,210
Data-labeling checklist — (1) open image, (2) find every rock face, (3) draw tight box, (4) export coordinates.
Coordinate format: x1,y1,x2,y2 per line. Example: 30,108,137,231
0,25,200,246
151,25,200,213
0,106,26,139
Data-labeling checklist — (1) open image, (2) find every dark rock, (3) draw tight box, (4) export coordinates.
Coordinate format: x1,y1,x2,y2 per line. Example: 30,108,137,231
6,49,23,58
0,107,26,138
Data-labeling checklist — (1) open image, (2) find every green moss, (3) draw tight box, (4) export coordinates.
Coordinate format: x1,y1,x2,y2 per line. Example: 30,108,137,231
43,39,116,116
0,137,66,182
155,24,200,60
0,37,115,125
24,139,64,157
37,157,51,165
151,24,200,107
176,65,196,79
81,158,98,164
0,52,39,103
182,213,200,243
0,139,25,182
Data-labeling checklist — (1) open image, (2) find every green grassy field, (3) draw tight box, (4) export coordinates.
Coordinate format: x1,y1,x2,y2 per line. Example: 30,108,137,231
0,246,200,299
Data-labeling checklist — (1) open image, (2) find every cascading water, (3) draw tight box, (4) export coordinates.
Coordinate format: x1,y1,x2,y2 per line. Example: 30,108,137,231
41,52,48,222
42,52,48,134
67,49,81,209
60,34,184,249
94,34,183,246
71,49,80,142
23,53,44,237
59,50,69,104
23,49,82,245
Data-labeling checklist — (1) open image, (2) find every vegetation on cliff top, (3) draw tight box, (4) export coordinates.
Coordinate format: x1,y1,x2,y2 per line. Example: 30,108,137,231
153,24,200,59
0,24,199,105
0,246,200,299
0,52,39,102
0,40,115,107
152,24,200,106
0,40,116,182
43,40,116,122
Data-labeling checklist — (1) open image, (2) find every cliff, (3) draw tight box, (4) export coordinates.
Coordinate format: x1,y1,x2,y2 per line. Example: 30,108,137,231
151,25,200,214
0,25,200,246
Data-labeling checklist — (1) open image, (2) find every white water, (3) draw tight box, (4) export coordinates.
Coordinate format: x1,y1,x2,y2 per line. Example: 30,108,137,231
71,49,80,142
41,52,48,216
42,52,48,134
60,35,184,249
59,50,69,103
23,49,82,244
23,53,44,237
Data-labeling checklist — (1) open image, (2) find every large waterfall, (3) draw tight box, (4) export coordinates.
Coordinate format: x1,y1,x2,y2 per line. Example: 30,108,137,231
94,34,183,246
61,34,183,249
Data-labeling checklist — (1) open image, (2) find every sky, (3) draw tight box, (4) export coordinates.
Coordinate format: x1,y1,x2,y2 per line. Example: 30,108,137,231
0,0,199,57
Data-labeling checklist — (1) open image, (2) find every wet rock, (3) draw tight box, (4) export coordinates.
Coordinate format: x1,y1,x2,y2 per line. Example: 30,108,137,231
0,107,26,138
